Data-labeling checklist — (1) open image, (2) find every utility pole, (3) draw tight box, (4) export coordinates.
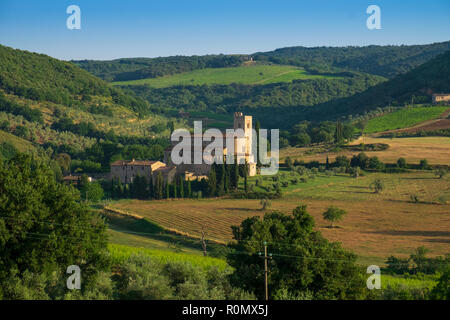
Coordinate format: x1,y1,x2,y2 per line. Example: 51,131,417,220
259,241,272,300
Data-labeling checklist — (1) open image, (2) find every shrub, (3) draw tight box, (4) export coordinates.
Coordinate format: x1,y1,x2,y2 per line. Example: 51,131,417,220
434,168,447,179
260,199,272,211
370,179,385,193
419,159,429,170
397,158,407,168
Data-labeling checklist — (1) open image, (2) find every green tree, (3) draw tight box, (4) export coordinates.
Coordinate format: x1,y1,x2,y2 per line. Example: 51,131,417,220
255,120,261,167
207,166,217,197
335,120,343,143
172,182,177,199
419,159,429,170
397,157,407,168
54,153,71,174
186,179,192,198
228,205,365,300
0,154,109,291
322,206,347,228
154,172,164,200
178,176,184,199
244,161,248,193
429,267,450,300
230,158,240,190
80,181,104,203
165,181,170,199
285,156,293,169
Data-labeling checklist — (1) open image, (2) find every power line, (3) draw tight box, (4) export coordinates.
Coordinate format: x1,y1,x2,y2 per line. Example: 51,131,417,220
2,217,448,266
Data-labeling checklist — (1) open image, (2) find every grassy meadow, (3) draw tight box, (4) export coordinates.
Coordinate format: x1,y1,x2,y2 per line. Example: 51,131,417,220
112,65,339,88
365,106,449,134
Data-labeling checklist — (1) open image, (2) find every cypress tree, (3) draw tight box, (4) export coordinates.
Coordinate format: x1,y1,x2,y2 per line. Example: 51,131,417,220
335,120,343,143
148,176,153,199
233,158,239,190
179,176,184,198
244,160,248,193
187,179,192,198
207,165,217,197
223,162,229,194
154,172,163,199
172,182,177,198
255,120,261,167
165,181,170,199
217,163,224,196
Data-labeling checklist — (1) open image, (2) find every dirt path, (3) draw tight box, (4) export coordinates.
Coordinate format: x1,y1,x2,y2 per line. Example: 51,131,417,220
253,70,294,85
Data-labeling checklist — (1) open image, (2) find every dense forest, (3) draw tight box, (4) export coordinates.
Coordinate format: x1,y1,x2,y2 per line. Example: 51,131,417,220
253,41,450,78
121,73,385,115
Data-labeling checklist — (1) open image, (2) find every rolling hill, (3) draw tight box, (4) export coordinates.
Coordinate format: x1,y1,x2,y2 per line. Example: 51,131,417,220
112,64,341,88
0,44,173,171
0,44,149,116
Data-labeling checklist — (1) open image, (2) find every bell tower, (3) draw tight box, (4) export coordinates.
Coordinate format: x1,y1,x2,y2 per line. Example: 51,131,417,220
233,112,253,163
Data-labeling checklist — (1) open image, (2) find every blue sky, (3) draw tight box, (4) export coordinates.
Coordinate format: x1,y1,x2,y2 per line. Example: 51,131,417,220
0,0,449,60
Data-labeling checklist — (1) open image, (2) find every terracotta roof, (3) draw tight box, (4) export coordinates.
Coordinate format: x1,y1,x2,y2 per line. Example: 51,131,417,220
111,160,160,166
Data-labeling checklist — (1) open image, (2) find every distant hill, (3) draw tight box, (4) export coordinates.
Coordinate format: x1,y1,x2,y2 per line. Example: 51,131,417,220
253,41,450,78
75,41,450,85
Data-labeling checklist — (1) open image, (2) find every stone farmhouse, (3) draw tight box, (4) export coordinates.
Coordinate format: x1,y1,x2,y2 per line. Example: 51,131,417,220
110,112,257,184
110,160,176,184
164,112,257,179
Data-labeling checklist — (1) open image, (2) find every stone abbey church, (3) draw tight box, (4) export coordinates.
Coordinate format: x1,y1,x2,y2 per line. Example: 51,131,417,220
110,112,257,185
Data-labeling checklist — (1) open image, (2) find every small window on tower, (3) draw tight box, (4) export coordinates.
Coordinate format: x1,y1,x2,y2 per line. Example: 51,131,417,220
247,123,250,129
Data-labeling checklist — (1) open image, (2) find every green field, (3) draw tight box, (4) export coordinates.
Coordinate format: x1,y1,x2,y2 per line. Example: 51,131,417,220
365,106,449,134
113,65,338,88
109,243,228,270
